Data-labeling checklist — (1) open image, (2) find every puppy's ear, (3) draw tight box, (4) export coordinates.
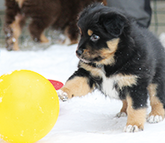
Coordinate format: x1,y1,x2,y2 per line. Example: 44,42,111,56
99,12,127,37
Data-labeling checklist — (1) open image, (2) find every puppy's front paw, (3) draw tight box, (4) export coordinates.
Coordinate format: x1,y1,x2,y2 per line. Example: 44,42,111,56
124,125,143,133
57,90,68,102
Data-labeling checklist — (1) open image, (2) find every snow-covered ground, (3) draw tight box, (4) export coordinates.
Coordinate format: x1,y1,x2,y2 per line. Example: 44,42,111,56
0,34,165,143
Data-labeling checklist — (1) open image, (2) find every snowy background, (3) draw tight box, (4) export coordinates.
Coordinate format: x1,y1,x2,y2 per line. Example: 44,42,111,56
0,33,165,143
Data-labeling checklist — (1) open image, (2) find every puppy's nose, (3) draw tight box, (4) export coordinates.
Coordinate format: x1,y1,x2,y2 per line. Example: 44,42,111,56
76,49,83,56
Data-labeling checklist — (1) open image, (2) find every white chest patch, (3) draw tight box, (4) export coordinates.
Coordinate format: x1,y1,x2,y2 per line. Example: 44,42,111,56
91,68,138,100
101,75,119,99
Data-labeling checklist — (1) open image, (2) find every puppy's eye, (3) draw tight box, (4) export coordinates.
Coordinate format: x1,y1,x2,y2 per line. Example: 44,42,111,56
90,34,100,42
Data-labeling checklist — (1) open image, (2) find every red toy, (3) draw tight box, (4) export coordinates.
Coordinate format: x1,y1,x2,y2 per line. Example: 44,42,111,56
48,79,63,90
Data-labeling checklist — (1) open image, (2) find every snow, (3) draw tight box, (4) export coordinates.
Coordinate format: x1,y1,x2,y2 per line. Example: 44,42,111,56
0,36,165,143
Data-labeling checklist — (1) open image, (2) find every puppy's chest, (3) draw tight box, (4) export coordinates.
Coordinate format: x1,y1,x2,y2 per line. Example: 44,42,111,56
100,76,119,99
90,68,138,99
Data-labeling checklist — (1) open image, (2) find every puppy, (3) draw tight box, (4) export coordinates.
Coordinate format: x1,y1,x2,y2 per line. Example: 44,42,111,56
4,0,107,51
58,3,165,132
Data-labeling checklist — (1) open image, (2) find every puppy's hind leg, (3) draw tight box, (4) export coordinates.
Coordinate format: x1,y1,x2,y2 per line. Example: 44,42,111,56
116,100,127,118
9,14,26,51
28,18,50,43
4,0,25,50
147,83,165,123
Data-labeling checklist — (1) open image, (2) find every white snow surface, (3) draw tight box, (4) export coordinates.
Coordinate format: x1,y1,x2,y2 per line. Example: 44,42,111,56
0,42,165,143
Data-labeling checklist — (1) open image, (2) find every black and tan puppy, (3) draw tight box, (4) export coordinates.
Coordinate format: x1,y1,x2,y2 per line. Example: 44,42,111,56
4,0,106,51
58,3,165,132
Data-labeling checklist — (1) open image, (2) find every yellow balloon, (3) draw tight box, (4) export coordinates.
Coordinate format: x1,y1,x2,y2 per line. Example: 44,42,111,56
0,70,59,143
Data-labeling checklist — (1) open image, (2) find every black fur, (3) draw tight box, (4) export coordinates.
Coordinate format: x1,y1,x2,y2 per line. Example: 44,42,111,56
58,3,165,131
69,3,165,110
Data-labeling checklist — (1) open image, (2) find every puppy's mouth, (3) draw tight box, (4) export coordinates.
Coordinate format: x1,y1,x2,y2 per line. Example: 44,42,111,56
76,54,103,64
76,55,91,64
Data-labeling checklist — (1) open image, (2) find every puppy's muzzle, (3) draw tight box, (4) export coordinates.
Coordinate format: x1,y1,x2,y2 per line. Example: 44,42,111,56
76,49,84,57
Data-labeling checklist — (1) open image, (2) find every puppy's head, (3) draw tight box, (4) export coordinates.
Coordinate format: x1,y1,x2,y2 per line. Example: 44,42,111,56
76,3,129,66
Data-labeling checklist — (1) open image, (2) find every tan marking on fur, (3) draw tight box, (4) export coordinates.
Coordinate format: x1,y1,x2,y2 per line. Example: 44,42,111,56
40,33,49,43
80,63,138,89
148,84,165,118
126,96,146,130
78,38,119,66
87,29,93,36
120,100,128,114
114,74,138,89
81,46,116,66
79,62,102,77
80,62,138,89
15,0,25,8
106,38,119,52
9,15,22,50
95,38,120,65
61,76,93,99
96,48,116,65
